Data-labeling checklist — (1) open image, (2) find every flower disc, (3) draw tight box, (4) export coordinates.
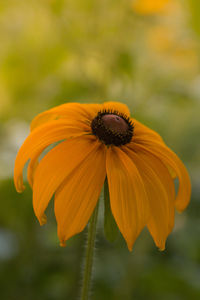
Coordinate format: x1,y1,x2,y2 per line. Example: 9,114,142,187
91,110,134,146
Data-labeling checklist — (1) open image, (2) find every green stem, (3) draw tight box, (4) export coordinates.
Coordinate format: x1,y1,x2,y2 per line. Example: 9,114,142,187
80,202,99,300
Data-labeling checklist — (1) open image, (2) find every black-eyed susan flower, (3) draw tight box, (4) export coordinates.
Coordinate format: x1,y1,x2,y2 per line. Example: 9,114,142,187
14,102,191,251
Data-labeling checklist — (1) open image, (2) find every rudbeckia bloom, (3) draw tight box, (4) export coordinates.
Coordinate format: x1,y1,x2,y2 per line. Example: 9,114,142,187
14,102,191,251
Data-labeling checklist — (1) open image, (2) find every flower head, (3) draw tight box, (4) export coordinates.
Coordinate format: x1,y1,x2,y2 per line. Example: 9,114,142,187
14,102,191,251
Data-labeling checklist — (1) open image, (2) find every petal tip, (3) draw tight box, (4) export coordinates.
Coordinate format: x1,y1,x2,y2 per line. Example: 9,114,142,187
158,246,166,252
127,241,134,252
60,240,66,247
158,242,166,251
39,214,47,226
16,185,26,193
15,176,26,193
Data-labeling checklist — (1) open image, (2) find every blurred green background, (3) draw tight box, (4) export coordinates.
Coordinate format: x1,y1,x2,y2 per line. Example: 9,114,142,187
0,0,200,299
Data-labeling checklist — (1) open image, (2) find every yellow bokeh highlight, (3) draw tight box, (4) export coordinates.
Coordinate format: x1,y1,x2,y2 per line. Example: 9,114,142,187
132,0,170,15
146,25,199,73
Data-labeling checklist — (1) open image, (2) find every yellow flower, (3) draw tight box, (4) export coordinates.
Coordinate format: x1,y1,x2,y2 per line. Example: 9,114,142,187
14,102,191,251
132,0,170,15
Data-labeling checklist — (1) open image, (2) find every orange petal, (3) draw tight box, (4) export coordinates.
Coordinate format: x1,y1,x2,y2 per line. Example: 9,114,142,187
32,135,99,225
132,119,163,142
54,143,106,246
106,146,149,251
133,139,191,212
125,146,175,250
27,151,41,187
31,103,102,131
131,120,177,179
14,119,89,192
103,102,130,117
31,102,130,132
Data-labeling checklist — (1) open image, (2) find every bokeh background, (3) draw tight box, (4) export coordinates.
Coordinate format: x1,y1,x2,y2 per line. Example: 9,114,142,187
0,0,200,299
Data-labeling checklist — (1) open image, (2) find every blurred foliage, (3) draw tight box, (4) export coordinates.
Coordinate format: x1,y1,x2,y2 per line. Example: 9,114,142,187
0,0,200,299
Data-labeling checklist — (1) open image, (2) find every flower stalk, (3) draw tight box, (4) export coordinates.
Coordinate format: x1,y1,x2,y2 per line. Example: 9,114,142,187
80,201,99,300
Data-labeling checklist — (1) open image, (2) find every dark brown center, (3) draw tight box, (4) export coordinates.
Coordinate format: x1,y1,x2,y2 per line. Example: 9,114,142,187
101,114,129,133
91,111,134,146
